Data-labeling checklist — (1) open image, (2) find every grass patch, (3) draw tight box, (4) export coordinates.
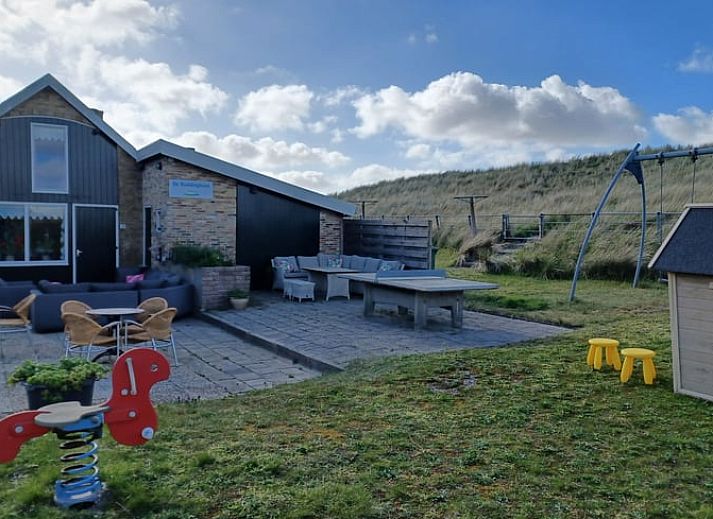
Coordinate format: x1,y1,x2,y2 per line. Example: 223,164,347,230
2,272,711,518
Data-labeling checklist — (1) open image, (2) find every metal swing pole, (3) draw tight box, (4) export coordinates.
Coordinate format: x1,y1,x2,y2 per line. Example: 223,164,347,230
568,143,641,302
632,167,646,288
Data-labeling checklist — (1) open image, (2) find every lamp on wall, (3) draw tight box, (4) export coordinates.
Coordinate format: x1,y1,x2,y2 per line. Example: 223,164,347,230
154,209,164,233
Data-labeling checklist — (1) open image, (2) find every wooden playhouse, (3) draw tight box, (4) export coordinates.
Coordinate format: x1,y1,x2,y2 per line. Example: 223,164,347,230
649,204,713,401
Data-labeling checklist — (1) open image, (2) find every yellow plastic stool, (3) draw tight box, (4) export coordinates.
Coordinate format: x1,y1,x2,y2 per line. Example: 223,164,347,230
620,348,656,385
587,338,621,371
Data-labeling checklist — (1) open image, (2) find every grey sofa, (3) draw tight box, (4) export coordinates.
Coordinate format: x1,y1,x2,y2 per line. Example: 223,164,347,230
272,253,403,293
0,280,36,307
31,277,195,333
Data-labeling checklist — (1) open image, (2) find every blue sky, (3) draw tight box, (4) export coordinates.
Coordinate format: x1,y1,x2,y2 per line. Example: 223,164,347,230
1,0,712,193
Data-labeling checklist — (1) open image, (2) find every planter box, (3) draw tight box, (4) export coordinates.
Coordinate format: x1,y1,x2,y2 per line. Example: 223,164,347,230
25,378,95,410
167,265,250,310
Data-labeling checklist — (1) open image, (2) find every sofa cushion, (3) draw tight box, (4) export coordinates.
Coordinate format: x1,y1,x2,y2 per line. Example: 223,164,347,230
363,258,382,273
378,260,402,272
284,272,309,279
41,282,92,294
91,282,136,292
318,253,341,268
125,273,144,283
144,269,164,280
161,273,182,287
137,279,163,289
349,256,367,271
274,256,299,273
297,255,319,270
0,278,5,286
340,255,353,269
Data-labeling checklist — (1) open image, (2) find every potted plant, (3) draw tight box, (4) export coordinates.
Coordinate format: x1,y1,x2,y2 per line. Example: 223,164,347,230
228,288,250,310
8,358,109,410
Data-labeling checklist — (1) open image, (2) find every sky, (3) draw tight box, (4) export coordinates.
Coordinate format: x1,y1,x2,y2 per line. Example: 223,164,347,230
1,0,713,194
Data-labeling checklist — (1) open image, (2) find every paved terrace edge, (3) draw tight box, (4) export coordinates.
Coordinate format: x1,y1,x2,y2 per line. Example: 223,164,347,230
198,311,343,373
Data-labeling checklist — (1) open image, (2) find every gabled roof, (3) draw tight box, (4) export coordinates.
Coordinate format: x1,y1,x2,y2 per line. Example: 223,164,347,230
649,204,713,275
0,73,137,158
137,139,355,216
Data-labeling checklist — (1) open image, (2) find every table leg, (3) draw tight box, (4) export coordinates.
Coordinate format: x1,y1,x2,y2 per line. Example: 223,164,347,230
414,294,427,329
364,287,375,316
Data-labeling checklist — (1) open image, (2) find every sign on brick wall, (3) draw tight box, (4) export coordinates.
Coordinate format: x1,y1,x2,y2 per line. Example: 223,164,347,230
169,179,213,199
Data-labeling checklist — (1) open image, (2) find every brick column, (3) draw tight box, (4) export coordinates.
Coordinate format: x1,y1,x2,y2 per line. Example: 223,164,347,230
319,211,343,254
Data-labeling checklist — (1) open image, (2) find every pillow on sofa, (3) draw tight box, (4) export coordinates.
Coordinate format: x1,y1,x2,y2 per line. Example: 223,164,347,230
42,282,91,294
0,278,5,286
137,279,163,289
274,256,299,273
297,255,319,270
349,256,367,271
126,273,144,283
340,255,353,269
161,274,182,287
317,253,341,268
363,258,382,273
91,282,136,292
144,269,164,280
378,260,402,272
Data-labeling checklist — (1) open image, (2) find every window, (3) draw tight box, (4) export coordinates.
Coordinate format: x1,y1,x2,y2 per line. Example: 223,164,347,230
0,203,67,264
31,123,68,193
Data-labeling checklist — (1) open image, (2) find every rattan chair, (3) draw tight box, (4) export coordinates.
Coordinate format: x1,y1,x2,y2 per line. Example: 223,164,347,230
0,293,36,350
125,308,179,366
60,300,93,317
62,312,121,360
136,297,168,322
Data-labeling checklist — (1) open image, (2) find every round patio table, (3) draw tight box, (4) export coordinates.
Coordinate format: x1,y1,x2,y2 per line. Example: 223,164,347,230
86,307,143,362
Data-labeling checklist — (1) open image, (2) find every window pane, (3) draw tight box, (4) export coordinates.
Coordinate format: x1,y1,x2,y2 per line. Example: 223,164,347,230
29,205,65,261
0,205,25,261
32,124,68,193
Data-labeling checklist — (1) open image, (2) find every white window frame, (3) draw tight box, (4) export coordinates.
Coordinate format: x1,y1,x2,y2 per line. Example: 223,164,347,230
31,122,69,194
0,202,69,266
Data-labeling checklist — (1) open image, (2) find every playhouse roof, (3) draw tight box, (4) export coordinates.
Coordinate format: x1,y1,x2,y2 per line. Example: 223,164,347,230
649,204,713,275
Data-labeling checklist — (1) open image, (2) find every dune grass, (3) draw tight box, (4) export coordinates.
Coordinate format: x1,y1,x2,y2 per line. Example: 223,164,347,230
2,272,713,518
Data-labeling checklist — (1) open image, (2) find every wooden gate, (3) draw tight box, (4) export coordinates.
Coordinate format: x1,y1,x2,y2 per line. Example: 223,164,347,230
343,218,433,269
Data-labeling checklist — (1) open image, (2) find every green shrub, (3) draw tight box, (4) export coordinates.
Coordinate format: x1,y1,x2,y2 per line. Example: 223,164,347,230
171,244,233,267
8,358,108,403
228,289,249,299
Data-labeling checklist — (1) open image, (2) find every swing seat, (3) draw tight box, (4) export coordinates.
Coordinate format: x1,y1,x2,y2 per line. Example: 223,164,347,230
34,402,109,428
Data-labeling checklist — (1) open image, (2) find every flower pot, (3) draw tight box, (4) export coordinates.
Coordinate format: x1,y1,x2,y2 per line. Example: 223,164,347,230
230,297,249,310
24,378,96,410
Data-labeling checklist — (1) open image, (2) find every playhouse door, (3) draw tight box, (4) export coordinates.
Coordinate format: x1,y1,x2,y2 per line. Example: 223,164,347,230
73,205,118,283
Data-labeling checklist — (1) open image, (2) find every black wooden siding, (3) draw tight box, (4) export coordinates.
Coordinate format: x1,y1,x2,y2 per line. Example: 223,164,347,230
0,116,118,204
236,184,320,289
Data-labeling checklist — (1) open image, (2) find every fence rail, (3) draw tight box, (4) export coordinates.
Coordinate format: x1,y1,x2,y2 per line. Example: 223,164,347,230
358,211,683,242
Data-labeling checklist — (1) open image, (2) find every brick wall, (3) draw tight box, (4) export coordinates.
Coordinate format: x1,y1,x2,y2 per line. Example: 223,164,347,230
3,87,92,124
142,157,237,263
118,148,142,266
319,210,343,254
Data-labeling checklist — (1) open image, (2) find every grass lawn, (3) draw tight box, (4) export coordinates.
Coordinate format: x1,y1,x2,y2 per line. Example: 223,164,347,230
3,272,713,518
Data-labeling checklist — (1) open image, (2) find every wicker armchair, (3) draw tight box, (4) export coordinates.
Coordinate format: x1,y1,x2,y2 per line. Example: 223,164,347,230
136,297,168,323
0,293,36,348
126,308,179,366
62,312,121,360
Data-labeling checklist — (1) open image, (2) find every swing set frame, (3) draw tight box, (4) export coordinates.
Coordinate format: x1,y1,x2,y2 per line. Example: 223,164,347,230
569,142,713,302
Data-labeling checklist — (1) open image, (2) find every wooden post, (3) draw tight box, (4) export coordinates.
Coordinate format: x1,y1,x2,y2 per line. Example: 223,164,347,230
538,213,545,239
454,195,487,236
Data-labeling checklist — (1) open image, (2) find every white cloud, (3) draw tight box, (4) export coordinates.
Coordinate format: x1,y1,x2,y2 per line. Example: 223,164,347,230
678,47,713,73
407,33,418,45
347,164,432,189
173,131,350,171
653,106,713,145
425,32,438,44
352,72,645,148
0,74,22,99
0,0,177,63
321,85,366,107
405,143,431,159
235,84,314,132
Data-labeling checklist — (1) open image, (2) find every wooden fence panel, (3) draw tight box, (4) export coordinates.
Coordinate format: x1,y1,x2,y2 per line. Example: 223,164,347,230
343,218,433,269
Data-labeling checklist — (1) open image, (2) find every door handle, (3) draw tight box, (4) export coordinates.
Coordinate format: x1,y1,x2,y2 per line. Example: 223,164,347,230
76,249,83,257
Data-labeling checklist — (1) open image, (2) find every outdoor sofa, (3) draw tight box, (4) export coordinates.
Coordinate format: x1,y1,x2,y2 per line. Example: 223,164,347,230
30,269,194,333
0,279,36,308
271,253,403,295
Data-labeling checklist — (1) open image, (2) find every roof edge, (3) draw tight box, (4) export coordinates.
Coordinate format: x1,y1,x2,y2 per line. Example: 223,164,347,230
648,205,694,269
0,73,137,158
137,139,356,216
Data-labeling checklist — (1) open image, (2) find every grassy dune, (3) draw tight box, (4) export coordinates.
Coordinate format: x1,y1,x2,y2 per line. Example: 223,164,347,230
338,145,713,278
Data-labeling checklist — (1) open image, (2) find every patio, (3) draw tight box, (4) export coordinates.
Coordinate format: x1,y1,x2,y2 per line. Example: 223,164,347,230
0,318,319,416
206,291,569,370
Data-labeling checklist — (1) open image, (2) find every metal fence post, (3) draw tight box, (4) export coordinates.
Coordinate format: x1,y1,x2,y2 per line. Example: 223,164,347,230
538,213,545,239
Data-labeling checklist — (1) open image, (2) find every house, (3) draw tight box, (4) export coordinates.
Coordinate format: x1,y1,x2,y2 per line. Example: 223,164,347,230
0,74,354,288
648,204,713,401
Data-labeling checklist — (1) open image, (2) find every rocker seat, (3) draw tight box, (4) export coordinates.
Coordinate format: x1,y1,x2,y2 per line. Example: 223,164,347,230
34,402,109,428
